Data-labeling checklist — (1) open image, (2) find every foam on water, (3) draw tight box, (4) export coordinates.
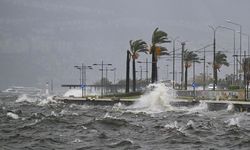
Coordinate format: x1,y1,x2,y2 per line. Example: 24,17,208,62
227,103,234,112
225,117,240,127
37,96,57,106
186,102,208,114
16,94,37,103
7,112,19,119
164,121,179,129
128,83,174,113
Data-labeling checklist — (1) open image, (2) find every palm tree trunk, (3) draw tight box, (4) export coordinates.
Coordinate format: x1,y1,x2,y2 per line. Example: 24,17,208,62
132,58,136,92
126,50,130,93
215,69,218,86
185,66,188,90
151,49,157,83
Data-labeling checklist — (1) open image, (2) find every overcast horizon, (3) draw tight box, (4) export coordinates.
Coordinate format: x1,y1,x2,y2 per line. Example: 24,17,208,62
1,0,250,91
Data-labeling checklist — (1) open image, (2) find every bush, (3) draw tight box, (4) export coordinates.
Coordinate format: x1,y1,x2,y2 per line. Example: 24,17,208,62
106,92,142,98
228,85,240,90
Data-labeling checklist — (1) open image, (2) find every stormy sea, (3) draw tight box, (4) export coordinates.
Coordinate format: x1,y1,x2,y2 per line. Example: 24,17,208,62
1,84,250,150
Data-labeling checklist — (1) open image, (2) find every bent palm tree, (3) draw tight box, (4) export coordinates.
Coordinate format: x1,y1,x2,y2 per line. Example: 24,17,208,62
184,50,200,90
149,28,171,83
214,51,229,85
129,39,147,92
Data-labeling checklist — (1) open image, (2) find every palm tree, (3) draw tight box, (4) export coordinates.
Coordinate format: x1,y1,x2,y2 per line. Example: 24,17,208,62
129,39,147,92
149,28,170,83
183,50,200,90
126,50,130,93
214,51,229,85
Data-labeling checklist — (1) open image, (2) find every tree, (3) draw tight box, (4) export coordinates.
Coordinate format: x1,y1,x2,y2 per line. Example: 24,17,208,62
126,50,130,93
129,39,147,92
214,51,229,85
149,28,170,83
183,50,200,90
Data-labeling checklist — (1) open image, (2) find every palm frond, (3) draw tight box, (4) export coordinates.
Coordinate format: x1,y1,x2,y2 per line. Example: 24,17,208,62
129,39,148,59
151,28,170,45
215,51,229,67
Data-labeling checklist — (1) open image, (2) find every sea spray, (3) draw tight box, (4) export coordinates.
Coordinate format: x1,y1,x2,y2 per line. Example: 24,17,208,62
7,112,19,119
186,102,208,114
16,94,37,103
227,103,234,112
225,117,240,127
63,89,82,97
128,83,175,113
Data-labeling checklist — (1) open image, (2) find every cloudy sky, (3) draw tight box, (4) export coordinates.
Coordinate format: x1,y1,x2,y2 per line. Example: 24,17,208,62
0,0,250,91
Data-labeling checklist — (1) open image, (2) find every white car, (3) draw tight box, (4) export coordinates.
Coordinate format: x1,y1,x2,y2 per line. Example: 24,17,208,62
208,84,217,90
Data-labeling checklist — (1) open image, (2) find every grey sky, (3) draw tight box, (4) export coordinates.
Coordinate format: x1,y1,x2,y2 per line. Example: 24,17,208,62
0,0,250,91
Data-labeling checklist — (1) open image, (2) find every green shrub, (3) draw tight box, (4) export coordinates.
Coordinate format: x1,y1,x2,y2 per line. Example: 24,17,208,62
228,85,240,90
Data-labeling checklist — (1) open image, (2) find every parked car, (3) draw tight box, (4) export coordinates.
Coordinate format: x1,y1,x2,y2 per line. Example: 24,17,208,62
208,84,217,90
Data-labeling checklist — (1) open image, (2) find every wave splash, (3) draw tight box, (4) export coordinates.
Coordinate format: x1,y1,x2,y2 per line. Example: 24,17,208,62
15,94,57,106
128,83,175,113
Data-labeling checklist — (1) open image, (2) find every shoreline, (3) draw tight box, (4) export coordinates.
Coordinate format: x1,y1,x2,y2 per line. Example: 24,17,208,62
53,96,250,112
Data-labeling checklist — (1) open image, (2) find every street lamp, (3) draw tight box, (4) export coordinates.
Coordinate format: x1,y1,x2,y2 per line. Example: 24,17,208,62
209,25,221,91
166,64,169,81
93,61,112,97
74,64,92,97
99,67,115,94
218,26,237,84
137,58,151,84
226,20,242,68
74,66,82,86
170,36,179,89
238,32,250,56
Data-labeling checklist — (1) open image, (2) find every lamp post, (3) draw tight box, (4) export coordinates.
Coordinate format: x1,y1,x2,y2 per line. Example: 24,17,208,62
226,20,242,69
99,67,116,94
137,58,151,84
209,25,221,91
181,42,185,90
74,66,82,86
239,32,250,56
218,26,236,84
93,61,112,97
111,68,116,85
74,64,92,97
171,36,179,89
166,64,169,81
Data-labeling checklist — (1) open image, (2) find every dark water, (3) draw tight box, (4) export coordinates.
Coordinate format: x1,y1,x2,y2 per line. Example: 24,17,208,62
1,92,250,150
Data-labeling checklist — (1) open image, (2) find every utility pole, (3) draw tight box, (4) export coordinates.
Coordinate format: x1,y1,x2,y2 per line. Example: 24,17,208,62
172,37,179,89
93,61,112,97
181,42,185,90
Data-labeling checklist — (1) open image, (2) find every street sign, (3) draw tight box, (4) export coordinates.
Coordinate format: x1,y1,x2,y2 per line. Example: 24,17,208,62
81,84,86,89
192,82,196,88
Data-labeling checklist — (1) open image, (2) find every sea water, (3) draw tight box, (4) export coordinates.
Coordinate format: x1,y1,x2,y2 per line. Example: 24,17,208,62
1,84,250,150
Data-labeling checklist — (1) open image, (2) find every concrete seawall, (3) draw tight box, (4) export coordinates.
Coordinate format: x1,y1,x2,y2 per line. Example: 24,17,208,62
54,97,250,112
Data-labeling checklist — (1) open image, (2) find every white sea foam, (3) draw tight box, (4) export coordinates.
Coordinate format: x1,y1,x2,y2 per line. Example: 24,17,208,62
186,102,208,114
128,83,174,113
164,121,179,129
225,117,240,127
7,112,19,119
37,96,57,106
16,94,37,103
186,120,195,129
72,138,82,143
227,103,234,112
50,111,58,117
